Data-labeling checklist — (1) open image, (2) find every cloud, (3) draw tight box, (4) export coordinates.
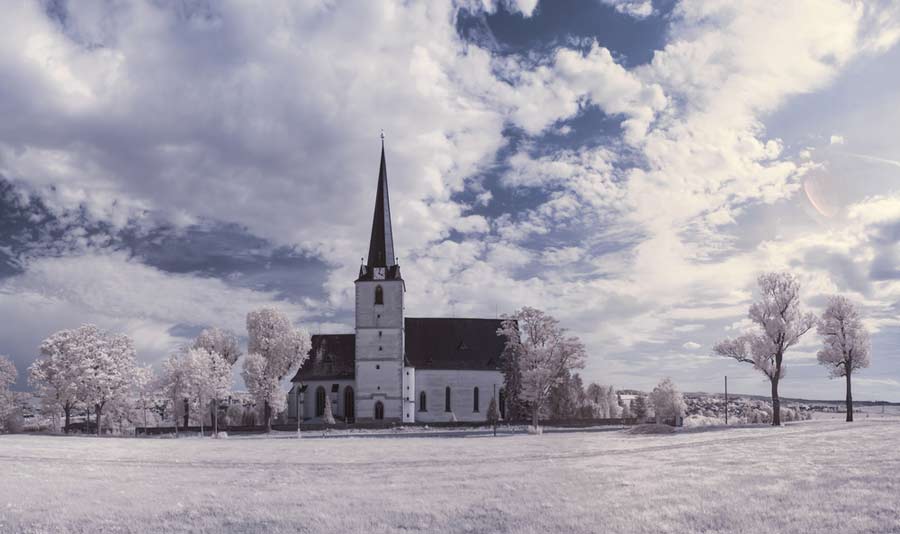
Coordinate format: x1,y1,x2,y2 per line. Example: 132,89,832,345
0,252,316,369
3,1,900,401
598,0,655,19
682,341,701,350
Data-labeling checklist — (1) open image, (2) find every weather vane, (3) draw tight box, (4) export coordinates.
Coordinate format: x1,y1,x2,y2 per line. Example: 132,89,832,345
380,129,384,141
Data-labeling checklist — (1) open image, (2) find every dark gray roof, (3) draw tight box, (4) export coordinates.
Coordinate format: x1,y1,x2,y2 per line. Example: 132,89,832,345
404,317,506,371
290,334,355,382
366,145,396,270
290,318,508,381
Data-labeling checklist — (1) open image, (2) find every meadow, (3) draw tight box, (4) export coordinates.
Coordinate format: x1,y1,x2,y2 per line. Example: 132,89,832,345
1,418,899,533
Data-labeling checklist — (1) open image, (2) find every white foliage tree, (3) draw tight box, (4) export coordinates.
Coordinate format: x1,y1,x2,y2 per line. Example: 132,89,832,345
498,307,587,430
185,347,232,436
78,327,138,436
242,308,310,431
714,272,816,426
193,327,242,366
649,377,685,424
30,327,92,433
132,365,155,432
162,353,191,437
606,387,620,418
817,296,871,422
0,356,17,433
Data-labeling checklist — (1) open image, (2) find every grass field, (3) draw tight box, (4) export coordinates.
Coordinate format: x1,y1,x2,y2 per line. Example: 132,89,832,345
1,418,899,533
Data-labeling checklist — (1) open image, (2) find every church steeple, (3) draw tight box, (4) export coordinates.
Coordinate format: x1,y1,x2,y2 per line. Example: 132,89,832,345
366,142,395,268
359,138,401,281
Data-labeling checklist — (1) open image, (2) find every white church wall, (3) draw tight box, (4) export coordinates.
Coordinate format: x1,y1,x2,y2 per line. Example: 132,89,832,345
295,379,356,421
414,369,503,423
402,366,415,422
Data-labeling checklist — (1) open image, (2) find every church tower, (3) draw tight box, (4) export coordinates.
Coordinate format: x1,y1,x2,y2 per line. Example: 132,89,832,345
355,141,405,422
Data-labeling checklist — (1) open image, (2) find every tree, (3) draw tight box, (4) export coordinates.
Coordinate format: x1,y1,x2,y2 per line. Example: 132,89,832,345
30,327,91,433
586,383,606,417
193,327,242,366
632,394,648,421
817,296,871,422
713,272,816,426
162,353,191,437
183,347,229,436
77,328,138,436
322,394,335,425
497,307,587,430
649,378,685,424
132,365,155,432
0,356,17,433
606,386,620,418
548,370,579,418
499,333,526,421
243,309,310,431
193,327,240,428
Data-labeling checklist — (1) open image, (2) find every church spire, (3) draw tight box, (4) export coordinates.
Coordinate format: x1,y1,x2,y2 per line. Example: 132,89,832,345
365,139,396,269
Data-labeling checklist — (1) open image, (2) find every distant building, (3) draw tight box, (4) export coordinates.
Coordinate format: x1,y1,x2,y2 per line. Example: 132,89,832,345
288,143,507,423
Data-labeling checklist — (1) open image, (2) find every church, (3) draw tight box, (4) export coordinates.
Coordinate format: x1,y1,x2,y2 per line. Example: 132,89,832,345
289,144,508,423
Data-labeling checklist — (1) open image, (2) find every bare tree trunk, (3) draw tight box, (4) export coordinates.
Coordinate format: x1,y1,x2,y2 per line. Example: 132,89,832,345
183,398,190,429
213,399,219,437
771,378,781,426
265,401,272,433
64,404,71,434
173,394,179,438
845,371,853,422
532,405,539,429
95,403,103,436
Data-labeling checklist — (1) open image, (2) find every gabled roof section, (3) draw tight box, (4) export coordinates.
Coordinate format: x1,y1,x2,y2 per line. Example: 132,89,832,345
404,318,507,371
366,143,395,269
290,334,355,382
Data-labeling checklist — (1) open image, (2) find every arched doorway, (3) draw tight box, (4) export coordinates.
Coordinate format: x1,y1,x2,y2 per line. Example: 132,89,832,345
344,386,355,422
315,386,326,417
374,401,384,420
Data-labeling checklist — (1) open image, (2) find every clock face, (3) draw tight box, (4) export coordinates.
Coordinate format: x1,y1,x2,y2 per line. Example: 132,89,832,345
374,267,386,280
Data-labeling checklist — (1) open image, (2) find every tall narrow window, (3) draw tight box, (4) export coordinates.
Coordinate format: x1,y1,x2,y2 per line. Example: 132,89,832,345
315,386,326,417
374,285,384,305
473,387,480,412
374,401,384,420
445,387,452,412
419,391,427,412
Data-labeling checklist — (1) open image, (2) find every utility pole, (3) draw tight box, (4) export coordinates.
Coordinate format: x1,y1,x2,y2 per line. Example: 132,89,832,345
724,375,728,425
492,384,497,437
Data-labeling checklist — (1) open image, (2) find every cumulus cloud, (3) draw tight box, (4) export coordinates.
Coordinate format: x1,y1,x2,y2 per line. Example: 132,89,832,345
3,1,900,400
598,0,655,19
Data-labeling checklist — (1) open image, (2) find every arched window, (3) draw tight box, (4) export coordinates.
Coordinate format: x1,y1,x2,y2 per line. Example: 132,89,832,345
419,391,427,412
315,386,326,417
473,387,480,412
374,401,384,420
499,389,506,419
374,285,384,305
445,387,452,412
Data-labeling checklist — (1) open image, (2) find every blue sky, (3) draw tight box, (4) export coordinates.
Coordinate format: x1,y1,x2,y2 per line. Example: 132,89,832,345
1,0,899,401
